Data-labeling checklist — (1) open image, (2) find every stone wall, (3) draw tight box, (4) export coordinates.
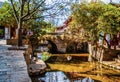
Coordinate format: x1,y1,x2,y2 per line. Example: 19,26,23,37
7,39,29,45
102,49,120,61
91,48,120,61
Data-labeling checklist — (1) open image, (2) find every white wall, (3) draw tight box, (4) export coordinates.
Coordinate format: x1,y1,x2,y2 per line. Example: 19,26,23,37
5,27,10,39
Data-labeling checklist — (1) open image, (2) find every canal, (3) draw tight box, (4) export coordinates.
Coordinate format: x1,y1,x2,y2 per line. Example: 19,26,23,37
30,52,120,82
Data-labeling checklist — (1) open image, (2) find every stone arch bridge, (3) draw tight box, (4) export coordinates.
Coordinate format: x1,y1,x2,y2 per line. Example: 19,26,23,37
40,33,88,54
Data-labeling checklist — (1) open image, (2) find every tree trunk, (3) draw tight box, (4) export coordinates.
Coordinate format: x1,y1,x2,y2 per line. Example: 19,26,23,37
104,33,111,49
88,43,93,62
99,47,104,62
104,38,111,49
18,28,22,46
17,20,23,47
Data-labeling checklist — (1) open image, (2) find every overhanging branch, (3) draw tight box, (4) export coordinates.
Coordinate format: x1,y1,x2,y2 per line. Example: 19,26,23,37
10,0,19,23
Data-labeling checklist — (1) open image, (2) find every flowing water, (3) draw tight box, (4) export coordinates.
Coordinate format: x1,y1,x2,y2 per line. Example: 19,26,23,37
30,53,120,82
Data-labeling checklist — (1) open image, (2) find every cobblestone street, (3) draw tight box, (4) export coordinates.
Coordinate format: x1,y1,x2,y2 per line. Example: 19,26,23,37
0,40,31,82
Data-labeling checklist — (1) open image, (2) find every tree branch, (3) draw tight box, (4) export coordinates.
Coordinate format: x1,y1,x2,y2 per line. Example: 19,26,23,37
23,13,59,21
19,0,22,5
22,0,45,19
10,0,19,23
20,0,25,17
27,0,30,14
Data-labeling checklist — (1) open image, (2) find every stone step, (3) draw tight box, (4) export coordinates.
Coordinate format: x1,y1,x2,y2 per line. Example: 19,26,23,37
28,59,46,75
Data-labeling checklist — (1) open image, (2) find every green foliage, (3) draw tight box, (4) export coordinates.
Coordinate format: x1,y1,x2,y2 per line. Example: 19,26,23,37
41,52,50,61
70,2,120,44
28,20,55,52
97,5,120,35
71,2,105,43
0,2,17,27
41,22,56,33
0,29,3,35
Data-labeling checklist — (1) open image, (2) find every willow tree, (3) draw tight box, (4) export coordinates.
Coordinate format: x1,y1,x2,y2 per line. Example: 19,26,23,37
69,1,109,61
9,0,66,46
70,1,120,61
71,1,108,44
97,4,120,49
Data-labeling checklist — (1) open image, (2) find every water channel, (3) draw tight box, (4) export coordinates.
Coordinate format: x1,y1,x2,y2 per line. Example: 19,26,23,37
30,52,120,82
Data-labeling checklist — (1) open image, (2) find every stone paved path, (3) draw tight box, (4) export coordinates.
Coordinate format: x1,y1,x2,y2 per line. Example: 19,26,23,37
0,40,31,82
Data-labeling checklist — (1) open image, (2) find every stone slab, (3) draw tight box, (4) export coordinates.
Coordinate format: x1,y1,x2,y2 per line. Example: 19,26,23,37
0,43,31,82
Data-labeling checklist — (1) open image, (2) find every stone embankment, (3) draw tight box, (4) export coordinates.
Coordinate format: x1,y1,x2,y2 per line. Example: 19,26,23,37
0,40,31,82
101,61,120,70
23,46,47,76
101,56,120,70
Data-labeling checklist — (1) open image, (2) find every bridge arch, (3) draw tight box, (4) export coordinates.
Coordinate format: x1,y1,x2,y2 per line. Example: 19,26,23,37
66,42,78,53
66,42,88,53
47,40,58,54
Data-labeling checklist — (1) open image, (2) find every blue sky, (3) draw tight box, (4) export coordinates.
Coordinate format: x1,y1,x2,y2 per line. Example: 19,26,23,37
96,0,119,3
0,0,6,2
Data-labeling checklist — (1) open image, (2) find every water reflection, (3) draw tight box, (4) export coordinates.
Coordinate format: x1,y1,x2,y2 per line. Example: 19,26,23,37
74,77,94,82
40,71,69,82
31,71,95,82
31,53,120,82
